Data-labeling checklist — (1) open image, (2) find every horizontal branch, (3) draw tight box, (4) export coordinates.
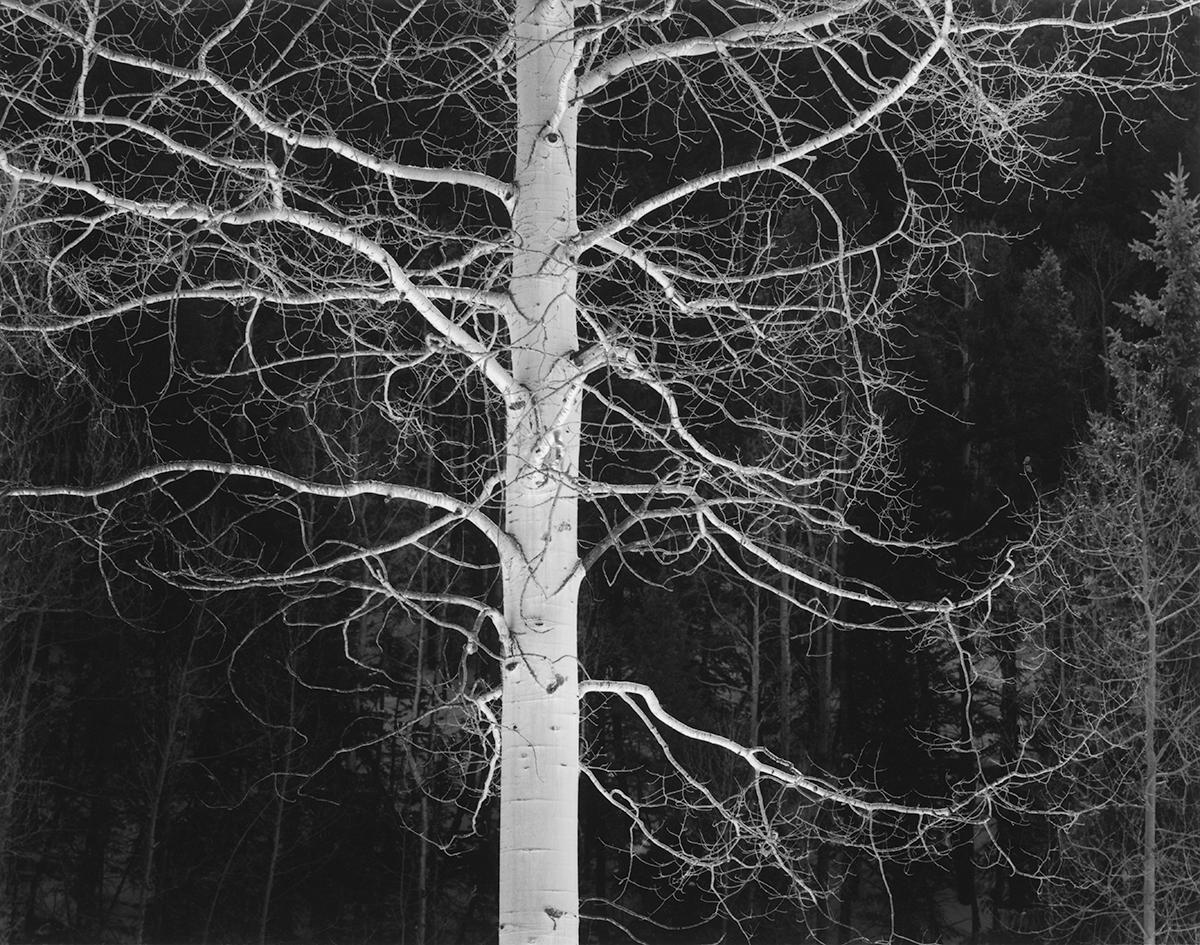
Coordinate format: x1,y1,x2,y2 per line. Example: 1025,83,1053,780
955,1,1200,36
0,283,508,334
5,460,516,558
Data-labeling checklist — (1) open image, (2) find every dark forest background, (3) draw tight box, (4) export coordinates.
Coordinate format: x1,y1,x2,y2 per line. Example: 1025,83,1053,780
0,5,1198,944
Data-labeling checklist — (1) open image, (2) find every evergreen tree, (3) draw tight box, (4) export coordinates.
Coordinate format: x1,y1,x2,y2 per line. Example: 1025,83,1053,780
1124,167,1200,440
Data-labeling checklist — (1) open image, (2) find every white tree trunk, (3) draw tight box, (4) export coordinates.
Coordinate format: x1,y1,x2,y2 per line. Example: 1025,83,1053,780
499,0,581,942
1143,607,1157,945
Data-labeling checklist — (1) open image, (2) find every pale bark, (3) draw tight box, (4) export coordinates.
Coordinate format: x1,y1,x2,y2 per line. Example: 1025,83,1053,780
498,0,582,941
414,449,435,945
1,4,1197,942
1143,613,1156,945
778,549,791,761
413,615,430,945
1140,486,1158,945
751,588,761,745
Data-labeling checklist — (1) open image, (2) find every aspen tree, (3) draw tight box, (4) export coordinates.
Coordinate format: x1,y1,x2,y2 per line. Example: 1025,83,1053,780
1,3,1198,942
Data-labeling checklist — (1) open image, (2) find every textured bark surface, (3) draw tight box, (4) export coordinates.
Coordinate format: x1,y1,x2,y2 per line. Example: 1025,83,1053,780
499,0,581,941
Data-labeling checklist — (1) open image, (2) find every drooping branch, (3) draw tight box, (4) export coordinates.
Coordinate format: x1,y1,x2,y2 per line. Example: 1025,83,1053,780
582,679,963,817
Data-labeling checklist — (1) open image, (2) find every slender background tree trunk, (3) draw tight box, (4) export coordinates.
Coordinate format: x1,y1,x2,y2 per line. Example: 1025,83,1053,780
1143,609,1157,945
134,623,197,945
259,669,295,945
0,613,42,945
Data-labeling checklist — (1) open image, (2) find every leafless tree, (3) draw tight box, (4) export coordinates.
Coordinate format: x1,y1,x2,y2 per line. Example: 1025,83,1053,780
1004,173,1200,945
1013,364,1200,945
1,1,1197,942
